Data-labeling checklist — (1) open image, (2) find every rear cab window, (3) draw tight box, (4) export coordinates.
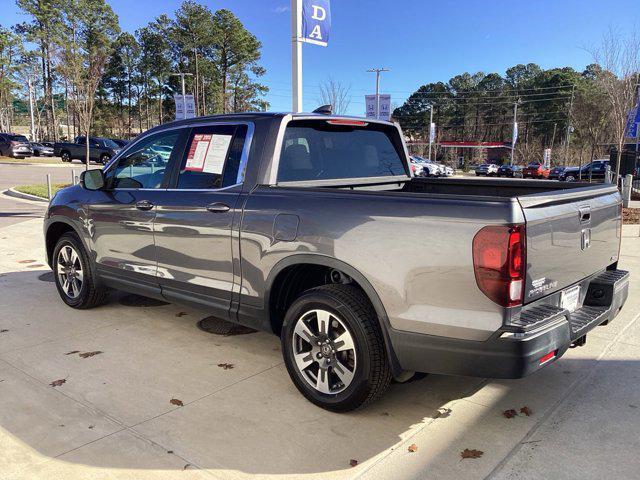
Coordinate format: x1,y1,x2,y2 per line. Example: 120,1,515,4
276,119,408,183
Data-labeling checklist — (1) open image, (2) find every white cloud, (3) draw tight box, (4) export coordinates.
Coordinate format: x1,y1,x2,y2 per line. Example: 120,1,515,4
274,5,290,13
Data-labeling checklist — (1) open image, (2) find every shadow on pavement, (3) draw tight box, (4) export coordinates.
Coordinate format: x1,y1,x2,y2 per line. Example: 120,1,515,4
0,268,638,478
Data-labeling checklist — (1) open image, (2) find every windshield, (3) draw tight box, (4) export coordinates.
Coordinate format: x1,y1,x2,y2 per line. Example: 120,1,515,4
100,138,120,149
278,120,407,182
9,135,29,142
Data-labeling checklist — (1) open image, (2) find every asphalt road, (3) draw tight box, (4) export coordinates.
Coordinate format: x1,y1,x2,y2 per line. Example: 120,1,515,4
0,162,78,229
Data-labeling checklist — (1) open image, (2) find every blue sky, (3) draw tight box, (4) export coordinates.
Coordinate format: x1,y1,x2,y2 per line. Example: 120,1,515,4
3,0,639,115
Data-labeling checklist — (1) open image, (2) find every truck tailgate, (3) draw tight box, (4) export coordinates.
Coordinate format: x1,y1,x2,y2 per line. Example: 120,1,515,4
518,184,621,303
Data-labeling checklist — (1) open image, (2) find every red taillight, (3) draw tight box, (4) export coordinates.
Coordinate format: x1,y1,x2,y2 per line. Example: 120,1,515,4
472,225,526,307
539,350,557,365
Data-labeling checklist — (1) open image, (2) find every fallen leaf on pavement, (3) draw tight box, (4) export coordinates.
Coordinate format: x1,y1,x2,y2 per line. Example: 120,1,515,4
349,459,358,467
170,398,184,407
0,329,8,333
65,350,80,355
217,363,234,370
183,464,192,470
460,449,483,460
18,260,36,264
175,312,188,317
88,425,95,429
50,379,66,387
503,409,518,419
408,444,418,453
520,406,532,416
79,351,103,358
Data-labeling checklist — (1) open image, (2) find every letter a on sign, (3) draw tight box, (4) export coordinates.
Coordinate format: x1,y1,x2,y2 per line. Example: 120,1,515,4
302,0,331,47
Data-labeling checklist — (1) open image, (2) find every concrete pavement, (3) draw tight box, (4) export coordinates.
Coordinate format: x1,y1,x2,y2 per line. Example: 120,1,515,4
0,215,639,479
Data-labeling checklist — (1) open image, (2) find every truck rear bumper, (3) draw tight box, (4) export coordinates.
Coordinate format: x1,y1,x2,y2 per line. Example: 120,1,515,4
389,269,629,379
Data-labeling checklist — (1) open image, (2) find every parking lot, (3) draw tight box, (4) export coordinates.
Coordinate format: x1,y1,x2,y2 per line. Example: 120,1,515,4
0,160,639,479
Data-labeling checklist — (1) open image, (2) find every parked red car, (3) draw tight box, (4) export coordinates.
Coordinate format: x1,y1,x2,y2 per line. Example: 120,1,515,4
523,162,550,179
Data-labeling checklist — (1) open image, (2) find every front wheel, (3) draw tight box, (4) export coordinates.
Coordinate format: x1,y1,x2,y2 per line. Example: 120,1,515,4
281,284,392,412
61,151,71,162
53,232,108,309
565,175,576,182
100,154,111,164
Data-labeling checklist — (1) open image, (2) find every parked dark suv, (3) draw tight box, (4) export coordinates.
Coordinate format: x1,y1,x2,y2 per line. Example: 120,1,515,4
0,133,33,158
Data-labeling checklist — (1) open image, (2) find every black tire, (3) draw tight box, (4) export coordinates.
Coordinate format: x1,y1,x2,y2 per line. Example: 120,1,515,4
100,153,111,164
281,284,392,412
61,151,71,162
52,232,108,309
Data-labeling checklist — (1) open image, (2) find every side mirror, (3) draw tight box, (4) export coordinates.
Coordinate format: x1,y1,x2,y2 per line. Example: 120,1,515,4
80,169,105,190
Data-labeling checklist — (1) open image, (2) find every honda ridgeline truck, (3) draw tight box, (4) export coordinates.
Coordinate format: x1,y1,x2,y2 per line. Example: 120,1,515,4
43,112,629,411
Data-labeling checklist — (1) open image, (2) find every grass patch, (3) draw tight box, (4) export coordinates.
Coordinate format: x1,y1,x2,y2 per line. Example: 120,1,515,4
14,183,69,199
0,156,61,165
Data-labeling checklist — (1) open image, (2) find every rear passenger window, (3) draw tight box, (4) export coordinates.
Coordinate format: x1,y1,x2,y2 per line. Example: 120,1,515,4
176,125,247,189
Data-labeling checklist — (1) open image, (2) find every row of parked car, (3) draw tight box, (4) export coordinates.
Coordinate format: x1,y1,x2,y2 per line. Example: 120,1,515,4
474,159,611,182
409,156,455,177
0,132,129,164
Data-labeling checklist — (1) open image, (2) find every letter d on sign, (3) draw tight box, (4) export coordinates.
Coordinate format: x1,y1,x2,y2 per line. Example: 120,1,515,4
302,0,331,47
312,5,326,20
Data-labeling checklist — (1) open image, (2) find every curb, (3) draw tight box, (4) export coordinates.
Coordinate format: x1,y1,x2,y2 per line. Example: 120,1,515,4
3,187,49,203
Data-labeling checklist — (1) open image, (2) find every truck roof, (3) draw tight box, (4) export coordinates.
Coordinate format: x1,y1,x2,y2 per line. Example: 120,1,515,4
143,112,395,137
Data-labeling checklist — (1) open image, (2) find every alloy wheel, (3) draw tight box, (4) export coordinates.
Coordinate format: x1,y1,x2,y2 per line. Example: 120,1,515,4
291,309,357,394
56,245,83,299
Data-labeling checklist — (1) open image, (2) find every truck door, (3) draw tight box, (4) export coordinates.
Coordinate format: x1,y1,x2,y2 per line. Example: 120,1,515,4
88,129,185,297
153,124,250,320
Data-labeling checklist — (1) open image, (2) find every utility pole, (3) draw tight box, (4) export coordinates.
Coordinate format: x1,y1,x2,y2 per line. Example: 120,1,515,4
170,72,193,119
428,104,434,161
510,101,519,165
291,0,303,112
367,67,390,120
27,75,37,142
564,84,575,167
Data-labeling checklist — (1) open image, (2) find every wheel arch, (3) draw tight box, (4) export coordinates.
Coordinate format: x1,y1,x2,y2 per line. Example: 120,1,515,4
44,218,88,268
264,254,403,377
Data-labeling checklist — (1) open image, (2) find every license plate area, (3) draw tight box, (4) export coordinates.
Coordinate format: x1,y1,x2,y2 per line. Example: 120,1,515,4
560,285,581,313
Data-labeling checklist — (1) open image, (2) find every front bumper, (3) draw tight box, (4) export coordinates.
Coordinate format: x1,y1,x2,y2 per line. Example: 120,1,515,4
389,269,629,378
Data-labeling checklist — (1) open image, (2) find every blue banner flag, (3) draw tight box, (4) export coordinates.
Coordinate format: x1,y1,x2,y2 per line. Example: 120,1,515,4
626,104,640,138
302,0,331,47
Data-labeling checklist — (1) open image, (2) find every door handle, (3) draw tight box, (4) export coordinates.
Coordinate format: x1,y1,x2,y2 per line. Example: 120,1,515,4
135,200,154,211
206,202,230,213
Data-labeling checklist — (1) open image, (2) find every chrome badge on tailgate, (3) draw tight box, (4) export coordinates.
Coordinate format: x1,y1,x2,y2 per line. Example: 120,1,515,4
529,277,558,297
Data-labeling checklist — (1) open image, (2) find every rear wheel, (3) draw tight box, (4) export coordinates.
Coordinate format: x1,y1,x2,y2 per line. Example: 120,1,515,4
281,284,392,412
53,232,107,309
100,153,111,164
565,175,576,182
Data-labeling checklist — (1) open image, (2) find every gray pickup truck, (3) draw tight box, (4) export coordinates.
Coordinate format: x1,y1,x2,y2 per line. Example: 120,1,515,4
43,112,629,411
54,136,121,164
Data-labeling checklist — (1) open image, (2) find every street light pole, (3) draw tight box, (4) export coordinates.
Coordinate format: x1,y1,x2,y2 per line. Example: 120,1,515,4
291,0,303,112
428,104,434,161
170,72,193,119
27,75,37,142
367,67,390,119
510,101,519,165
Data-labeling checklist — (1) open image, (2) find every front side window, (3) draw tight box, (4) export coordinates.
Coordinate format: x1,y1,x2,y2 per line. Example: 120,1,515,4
108,131,180,189
277,120,407,182
176,125,247,189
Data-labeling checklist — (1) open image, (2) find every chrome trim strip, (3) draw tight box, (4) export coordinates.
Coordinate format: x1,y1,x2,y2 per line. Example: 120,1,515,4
277,175,411,188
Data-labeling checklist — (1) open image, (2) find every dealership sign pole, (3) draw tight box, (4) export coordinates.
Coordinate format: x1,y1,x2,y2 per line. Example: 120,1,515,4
291,0,331,113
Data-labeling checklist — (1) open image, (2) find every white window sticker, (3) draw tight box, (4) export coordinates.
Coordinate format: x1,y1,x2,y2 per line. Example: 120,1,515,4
203,134,233,174
184,134,233,174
